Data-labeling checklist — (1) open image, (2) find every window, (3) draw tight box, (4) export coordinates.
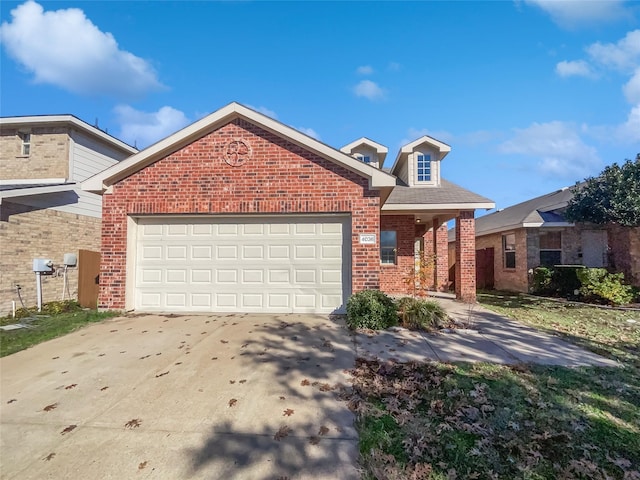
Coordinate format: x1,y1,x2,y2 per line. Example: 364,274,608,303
20,132,31,156
539,231,562,266
355,154,371,164
503,233,516,269
417,154,431,182
380,230,397,264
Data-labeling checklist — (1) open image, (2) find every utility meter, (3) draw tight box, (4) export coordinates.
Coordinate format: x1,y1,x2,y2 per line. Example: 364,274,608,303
33,258,54,274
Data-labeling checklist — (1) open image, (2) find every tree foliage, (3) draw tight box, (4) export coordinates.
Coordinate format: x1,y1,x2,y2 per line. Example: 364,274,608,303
565,158,640,227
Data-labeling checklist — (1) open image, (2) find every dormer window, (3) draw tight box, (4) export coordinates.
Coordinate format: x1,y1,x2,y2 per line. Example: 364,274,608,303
417,154,431,182
355,154,371,164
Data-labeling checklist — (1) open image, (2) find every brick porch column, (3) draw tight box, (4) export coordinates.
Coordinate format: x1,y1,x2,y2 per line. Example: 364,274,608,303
455,210,476,302
433,218,449,292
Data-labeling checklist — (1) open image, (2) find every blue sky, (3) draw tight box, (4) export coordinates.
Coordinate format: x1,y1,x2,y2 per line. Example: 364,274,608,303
1,0,639,213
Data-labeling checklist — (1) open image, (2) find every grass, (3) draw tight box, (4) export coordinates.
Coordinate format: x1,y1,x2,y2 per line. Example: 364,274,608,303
350,292,640,479
0,301,120,357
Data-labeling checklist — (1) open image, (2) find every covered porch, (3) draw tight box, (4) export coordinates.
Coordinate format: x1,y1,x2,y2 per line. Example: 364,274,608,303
380,208,478,302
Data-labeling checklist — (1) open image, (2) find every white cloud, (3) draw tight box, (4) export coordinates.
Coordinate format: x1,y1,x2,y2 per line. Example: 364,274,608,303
0,1,163,98
356,65,374,75
555,60,595,78
353,80,386,100
586,29,640,71
615,103,640,142
114,105,190,149
523,0,632,28
499,121,601,178
297,127,320,140
623,68,640,103
246,105,278,119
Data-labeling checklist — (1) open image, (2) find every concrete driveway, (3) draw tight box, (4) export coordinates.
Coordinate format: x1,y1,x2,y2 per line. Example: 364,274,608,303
0,314,359,480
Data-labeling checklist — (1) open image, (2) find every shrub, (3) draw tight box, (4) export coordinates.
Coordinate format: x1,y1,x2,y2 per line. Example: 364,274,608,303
346,290,398,330
576,268,635,306
397,297,447,331
531,267,554,295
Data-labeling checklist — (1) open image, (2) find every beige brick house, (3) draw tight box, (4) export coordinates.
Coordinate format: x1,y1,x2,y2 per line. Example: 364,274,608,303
448,187,640,292
0,115,137,315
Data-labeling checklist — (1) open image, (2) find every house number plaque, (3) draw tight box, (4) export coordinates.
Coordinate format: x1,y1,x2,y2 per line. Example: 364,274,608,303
359,234,376,244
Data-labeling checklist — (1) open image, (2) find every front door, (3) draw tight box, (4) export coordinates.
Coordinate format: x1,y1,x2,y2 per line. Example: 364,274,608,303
582,230,607,267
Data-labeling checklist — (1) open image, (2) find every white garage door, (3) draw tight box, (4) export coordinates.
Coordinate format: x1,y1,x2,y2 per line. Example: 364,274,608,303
134,215,351,313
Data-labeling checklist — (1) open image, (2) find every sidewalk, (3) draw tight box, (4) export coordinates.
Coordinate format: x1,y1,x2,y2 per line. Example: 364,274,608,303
354,294,618,367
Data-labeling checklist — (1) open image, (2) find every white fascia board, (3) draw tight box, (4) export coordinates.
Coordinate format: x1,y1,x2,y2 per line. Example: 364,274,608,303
0,115,137,154
0,178,67,185
389,135,452,175
382,202,495,211
83,103,396,193
0,184,76,204
340,137,388,155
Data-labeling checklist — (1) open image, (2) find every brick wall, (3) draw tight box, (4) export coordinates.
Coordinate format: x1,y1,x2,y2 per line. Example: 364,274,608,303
607,224,640,287
455,211,476,302
433,218,449,291
380,215,416,294
475,229,528,292
100,119,381,309
0,127,70,180
0,201,101,315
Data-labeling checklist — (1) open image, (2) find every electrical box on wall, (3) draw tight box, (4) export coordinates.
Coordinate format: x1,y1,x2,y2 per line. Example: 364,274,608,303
63,253,77,267
33,258,54,274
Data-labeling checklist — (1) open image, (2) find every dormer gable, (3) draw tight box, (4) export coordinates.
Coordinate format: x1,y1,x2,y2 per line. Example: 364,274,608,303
340,137,388,169
391,135,450,187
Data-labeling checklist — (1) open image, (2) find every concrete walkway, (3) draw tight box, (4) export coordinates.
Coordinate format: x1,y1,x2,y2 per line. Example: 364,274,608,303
355,294,619,367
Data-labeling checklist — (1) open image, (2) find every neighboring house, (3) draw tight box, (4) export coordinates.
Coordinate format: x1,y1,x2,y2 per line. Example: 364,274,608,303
0,115,137,314
83,103,494,314
448,186,640,292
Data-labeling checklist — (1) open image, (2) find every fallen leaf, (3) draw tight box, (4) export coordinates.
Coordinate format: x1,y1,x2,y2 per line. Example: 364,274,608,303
139,355,150,360
211,357,218,360
228,398,237,407
239,379,247,384
283,409,294,416
175,362,182,365
98,353,105,357
43,403,58,412
274,425,291,441
155,371,169,378
319,426,329,436
220,340,229,344
138,461,148,470
125,419,142,429
52,356,59,360
43,453,56,461
110,330,118,333
309,436,321,445
301,379,310,386
100,386,109,391
230,380,236,384
7,399,17,404
60,425,76,435
279,396,286,400
65,384,77,390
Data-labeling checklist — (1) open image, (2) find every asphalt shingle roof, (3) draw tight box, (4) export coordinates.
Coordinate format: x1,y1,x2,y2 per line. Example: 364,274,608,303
385,178,494,205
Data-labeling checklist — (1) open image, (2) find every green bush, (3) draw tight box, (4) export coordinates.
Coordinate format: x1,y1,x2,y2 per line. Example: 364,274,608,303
346,290,398,330
9,300,82,320
576,268,635,306
531,267,554,295
397,297,447,331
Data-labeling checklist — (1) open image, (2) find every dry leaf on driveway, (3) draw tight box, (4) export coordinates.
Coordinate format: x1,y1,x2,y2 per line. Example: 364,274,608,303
60,425,76,435
274,425,291,441
43,403,58,412
283,409,294,416
228,398,238,407
125,419,142,429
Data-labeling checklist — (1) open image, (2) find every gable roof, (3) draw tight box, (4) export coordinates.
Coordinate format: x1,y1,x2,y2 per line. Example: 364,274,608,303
390,135,451,176
82,103,397,193
469,186,576,238
0,114,137,155
340,137,388,164
382,178,494,211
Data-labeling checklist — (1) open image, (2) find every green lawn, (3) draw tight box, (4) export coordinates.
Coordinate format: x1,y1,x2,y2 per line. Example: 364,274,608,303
0,302,119,357
350,292,640,479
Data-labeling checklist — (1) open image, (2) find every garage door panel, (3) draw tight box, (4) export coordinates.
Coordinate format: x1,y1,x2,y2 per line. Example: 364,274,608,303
135,216,350,313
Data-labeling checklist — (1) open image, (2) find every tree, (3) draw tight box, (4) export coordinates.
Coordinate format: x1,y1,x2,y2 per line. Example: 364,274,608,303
565,157,640,227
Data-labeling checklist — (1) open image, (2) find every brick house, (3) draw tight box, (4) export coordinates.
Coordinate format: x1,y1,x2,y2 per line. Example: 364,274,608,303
83,103,494,314
0,115,137,314
448,186,640,292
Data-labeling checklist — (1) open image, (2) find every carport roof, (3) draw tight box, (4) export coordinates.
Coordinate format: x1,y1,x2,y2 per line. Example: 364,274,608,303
82,102,397,193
